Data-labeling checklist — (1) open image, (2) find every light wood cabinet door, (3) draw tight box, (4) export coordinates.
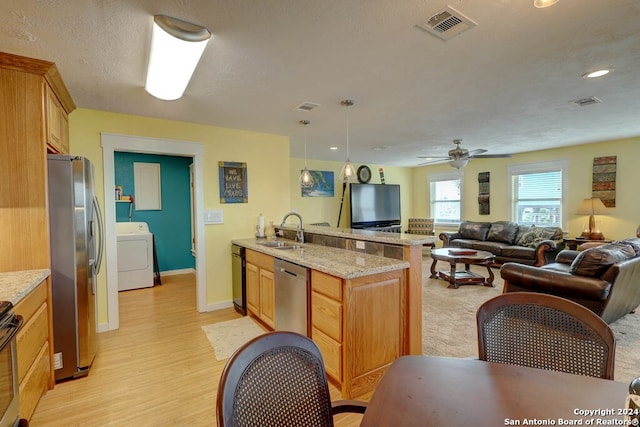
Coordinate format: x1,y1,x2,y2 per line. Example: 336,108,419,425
45,84,69,154
259,269,275,329
246,262,259,316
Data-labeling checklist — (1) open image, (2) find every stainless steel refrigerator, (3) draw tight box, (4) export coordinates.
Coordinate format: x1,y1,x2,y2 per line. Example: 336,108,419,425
47,154,103,381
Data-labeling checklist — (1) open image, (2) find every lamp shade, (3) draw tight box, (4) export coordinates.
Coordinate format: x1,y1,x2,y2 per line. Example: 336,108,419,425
145,15,211,101
576,197,607,215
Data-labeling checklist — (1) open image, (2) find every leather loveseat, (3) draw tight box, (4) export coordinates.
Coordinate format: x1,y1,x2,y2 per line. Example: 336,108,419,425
501,238,640,324
439,221,564,266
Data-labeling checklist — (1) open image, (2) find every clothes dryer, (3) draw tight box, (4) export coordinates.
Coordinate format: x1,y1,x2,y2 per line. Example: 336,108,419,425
116,222,154,291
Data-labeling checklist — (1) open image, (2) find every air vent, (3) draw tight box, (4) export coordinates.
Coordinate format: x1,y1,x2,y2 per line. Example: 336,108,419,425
569,96,602,107
295,101,321,112
417,6,477,41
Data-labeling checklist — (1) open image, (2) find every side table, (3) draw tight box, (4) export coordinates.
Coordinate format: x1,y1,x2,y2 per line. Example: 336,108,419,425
563,238,612,250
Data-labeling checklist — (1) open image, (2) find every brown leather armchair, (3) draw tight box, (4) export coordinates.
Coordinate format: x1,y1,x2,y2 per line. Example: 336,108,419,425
501,238,640,324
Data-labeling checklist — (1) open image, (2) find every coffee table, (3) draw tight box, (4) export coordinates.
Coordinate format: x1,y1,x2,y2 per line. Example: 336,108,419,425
430,248,495,289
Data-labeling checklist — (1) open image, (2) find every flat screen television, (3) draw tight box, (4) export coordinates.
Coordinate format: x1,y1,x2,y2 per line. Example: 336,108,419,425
350,183,401,229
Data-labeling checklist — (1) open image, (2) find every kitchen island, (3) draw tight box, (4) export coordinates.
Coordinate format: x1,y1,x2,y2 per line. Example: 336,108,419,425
233,227,432,398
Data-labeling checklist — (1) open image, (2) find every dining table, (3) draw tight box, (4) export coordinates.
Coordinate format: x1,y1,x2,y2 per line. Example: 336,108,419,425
360,355,631,427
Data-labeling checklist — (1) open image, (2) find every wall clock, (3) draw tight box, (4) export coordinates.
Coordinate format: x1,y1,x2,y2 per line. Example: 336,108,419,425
357,165,372,183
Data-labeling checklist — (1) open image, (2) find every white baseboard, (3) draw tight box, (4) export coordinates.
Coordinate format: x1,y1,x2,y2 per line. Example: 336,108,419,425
202,300,234,312
97,322,110,333
160,268,196,276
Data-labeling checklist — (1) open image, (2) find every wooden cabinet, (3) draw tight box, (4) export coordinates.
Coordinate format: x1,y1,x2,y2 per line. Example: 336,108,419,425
0,52,75,420
45,84,69,154
245,249,275,329
14,279,54,420
0,52,75,272
311,268,405,398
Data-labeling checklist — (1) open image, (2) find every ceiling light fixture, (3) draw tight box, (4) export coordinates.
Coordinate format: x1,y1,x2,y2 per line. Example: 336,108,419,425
339,100,358,183
449,158,469,169
534,0,559,8
299,120,315,190
145,15,211,101
582,69,613,79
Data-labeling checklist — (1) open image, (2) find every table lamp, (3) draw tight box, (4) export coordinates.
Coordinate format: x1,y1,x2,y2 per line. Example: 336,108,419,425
576,197,607,240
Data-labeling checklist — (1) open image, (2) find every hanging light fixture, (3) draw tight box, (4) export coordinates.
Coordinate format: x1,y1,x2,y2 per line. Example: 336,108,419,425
145,15,211,101
339,99,357,183
299,120,315,190
534,0,559,8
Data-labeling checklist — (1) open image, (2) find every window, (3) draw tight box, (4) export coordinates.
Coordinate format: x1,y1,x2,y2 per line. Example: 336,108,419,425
508,160,568,228
429,172,462,225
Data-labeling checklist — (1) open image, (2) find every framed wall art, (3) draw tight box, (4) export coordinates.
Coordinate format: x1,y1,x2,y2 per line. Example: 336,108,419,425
302,171,334,197
219,161,248,203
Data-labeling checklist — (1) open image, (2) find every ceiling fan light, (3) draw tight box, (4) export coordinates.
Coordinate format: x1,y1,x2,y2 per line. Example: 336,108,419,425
449,158,469,169
145,15,211,101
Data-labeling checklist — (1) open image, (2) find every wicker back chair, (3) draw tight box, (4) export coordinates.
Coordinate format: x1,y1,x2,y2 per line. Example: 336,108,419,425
476,292,616,380
216,331,367,426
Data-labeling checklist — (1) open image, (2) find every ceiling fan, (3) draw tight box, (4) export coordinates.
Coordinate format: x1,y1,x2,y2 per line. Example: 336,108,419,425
417,139,512,169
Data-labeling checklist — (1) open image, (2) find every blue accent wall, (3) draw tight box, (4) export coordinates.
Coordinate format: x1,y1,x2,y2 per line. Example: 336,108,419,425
114,152,194,272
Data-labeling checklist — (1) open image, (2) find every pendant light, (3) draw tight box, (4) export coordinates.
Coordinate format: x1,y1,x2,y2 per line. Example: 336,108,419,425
299,120,315,190
339,99,357,183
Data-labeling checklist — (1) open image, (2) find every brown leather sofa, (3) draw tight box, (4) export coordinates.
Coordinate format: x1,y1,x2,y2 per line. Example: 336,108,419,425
501,238,640,324
439,221,564,266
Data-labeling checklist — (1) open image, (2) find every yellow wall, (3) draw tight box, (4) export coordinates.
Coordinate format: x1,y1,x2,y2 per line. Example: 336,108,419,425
411,137,640,241
69,109,290,324
288,158,414,229
69,106,639,325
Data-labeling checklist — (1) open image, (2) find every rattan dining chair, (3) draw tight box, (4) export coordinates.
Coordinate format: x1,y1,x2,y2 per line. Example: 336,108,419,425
476,292,616,380
216,331,367,427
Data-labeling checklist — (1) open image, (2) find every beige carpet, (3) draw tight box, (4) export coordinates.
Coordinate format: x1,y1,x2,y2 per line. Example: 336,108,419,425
423,259,640,383
202,316,265,361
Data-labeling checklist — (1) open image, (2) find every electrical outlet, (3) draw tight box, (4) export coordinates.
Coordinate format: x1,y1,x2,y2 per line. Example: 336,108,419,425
356,240,365,250
53,352,63,370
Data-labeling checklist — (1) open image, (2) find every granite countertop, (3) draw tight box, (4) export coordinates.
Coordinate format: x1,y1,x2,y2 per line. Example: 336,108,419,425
281,224,435,246
233,238,409,279
0,269,50,305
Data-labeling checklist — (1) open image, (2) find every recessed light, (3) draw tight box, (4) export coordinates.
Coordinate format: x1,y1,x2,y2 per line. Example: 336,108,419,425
329,146,338,151
582,68,613,79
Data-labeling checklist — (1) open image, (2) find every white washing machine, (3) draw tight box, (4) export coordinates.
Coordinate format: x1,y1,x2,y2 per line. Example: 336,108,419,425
116,222,154,291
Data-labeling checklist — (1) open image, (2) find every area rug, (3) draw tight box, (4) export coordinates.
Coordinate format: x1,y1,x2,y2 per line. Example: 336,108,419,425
202,316,265,361
423,259,640,383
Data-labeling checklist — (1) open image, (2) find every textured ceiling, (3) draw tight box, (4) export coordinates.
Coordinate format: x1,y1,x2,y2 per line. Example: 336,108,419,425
1,0,639,166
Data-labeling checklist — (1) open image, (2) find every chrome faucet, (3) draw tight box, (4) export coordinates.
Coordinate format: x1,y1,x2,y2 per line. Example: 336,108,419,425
280,212,304,243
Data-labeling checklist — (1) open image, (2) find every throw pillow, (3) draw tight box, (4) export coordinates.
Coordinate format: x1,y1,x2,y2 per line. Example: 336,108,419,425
516,226,561,248
570,243,636,277
487,221,519,244
458,222,491,241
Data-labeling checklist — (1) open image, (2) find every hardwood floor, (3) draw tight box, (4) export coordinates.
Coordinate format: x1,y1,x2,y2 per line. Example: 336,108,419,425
30,274,364,426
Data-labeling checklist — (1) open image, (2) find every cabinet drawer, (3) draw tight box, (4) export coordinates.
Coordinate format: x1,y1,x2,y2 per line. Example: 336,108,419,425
311,292,342,342
14,281,47,322
16,303,49,383
312,327,342,382
19,341,50,421
311,270,342,302
246,249,274,272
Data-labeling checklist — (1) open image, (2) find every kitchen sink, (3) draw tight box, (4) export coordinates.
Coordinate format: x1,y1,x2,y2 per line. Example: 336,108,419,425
257,240,303,250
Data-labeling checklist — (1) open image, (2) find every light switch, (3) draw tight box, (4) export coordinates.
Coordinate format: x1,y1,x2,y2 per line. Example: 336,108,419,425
204,209,224,224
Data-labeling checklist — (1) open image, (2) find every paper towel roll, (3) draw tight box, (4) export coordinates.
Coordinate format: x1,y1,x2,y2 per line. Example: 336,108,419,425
258,213,265,237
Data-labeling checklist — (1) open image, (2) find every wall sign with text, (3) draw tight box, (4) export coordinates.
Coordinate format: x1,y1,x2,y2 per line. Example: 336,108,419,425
219,161,248,203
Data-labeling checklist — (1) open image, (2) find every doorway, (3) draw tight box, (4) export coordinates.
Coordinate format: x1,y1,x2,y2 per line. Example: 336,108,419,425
101,133,206,331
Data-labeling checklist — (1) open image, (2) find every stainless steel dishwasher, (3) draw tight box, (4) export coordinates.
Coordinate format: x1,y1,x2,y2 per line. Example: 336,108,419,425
274,258,309,336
